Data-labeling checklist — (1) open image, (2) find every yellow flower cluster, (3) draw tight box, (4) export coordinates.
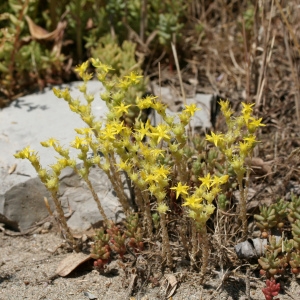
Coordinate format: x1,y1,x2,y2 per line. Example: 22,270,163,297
206,100,265,180
170,174,228,226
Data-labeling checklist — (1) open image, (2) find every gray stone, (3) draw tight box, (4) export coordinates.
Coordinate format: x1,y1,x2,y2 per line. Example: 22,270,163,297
234,238,268,259
252,237,268,257
234,240,256,259
2,176,52,231
58,165,125,232
0,80,114,231
43,221,52,230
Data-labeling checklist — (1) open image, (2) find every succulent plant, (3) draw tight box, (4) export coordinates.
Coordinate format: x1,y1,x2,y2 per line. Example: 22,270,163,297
90,227,111,269
254,199,289,235
262,278,280,300
289,251,300,274
258,252,281,277
254,206,278,233
288,194,300,223
124,213,144,252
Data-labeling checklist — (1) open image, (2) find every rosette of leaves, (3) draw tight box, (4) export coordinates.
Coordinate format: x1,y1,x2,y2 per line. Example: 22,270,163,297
258,236,283,277
254,199,288,235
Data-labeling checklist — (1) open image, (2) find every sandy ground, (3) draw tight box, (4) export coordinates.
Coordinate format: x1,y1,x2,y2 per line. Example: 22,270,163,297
0,228,299,300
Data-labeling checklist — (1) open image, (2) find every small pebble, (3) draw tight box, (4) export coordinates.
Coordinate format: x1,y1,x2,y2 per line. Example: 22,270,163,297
43,222,52,230
83,291,97,299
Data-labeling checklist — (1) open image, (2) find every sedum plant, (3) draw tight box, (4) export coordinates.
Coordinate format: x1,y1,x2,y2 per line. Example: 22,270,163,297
206,100,265,240
15,58,264,280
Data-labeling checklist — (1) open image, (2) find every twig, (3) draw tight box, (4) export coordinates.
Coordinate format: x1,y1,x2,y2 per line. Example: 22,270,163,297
255,0,274,108
171,42,186,105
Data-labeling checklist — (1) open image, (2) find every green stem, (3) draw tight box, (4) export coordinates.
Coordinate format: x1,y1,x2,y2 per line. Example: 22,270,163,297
190,221,198,267
85,177,109,224
51,191,79,252
179,215,189,257
199,225,209,283
159,212,172,267
238,176,248,240
141,190,153,239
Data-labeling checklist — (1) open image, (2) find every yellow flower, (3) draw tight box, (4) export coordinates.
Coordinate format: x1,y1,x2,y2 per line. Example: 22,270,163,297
61,88,71,102
71,136,88,149
152,101,167,113
223,109,233,119
117,78,131,90
138,142,151,158
243,135,257,147
116,159,132,173
124,72,143,84
195,212,210,225
247,117,265,132
82,72,93,82
110,121,126,134
74,61,89,77
86,93,95,103
170,182,189,199
101,124,117,140
50,163,62,175
136,96,154,109
231,156,245,177
199,173,211,189
136,120,151,139
14,146,34,159
153,165,170,179
239,141,250,156
184,103,200,116
211,175,229,186
219,99,230,112
182,195,203,210
241,102,255,115
144,174,157,183
114,103,131,115
90,58,114,73
74,127,94,135
151,124,170,143
205,132,224,147
211,186,222,196
45,176,59,190
57,158,69,168
150,148,165,158
38,169,48,181
53,87,62,98
48,137,58,147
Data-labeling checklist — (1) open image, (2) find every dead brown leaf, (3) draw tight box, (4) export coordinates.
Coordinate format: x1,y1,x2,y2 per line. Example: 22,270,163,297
164,274,178,298
25,16,66,41
56,252,93,277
